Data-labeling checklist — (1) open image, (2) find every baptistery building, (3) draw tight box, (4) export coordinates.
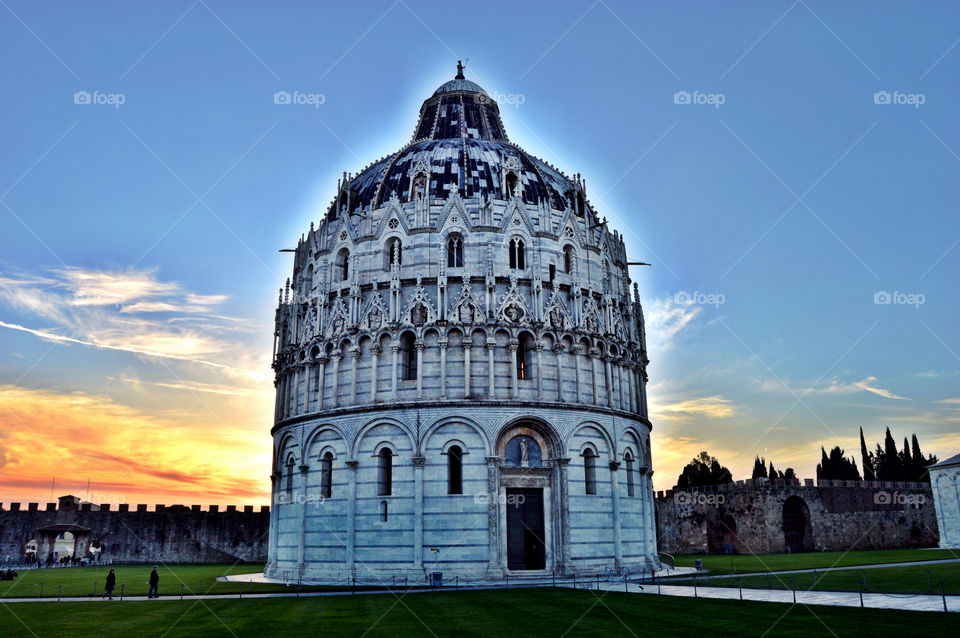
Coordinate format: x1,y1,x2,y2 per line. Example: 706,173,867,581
266,65,657,582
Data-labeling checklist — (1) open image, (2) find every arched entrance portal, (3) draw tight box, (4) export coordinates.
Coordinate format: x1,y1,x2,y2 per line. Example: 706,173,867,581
782,496,811,553
495,421,563,573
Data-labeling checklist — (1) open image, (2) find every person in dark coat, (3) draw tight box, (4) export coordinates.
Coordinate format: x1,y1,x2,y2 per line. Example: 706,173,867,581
147,566,159,598
103,569,116,600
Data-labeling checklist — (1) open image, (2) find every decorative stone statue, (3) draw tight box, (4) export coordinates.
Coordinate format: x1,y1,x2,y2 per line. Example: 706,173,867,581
411,303,427,326
520,438,529,467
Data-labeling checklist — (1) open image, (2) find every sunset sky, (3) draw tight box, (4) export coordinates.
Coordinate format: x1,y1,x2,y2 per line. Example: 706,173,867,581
1,1,959,507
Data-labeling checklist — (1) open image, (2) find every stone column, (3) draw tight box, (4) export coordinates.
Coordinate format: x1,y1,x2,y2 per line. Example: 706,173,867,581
609,461,623,572
297,464,309,573
556,458,572,574
303,363,312,413
552,343,565,402
345,460,358,576
413,455,425,571
274,379,281,421
369,345,381,403
291,367,300,416
268,471,280,570
438,339,448,398
645,471,656,558
330,353,342,408
486,339,496,399
589,349,600,405
603,356,612,407
572,346,582,403
508,341,519,399
415,340,426,399
391,344,400,401
463,339,473,398
485,456,501,572
316,357,328,410
349,346,361,406
534,341,544,399
625,364,636,413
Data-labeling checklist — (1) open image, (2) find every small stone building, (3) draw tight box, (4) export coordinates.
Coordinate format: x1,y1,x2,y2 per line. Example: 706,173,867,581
930,453,960,549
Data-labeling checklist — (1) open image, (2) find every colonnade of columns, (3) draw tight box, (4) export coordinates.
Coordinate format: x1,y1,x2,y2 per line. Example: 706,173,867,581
274,338,647,422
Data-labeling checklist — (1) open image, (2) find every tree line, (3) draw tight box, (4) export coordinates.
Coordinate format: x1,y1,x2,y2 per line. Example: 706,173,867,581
674,427,939,489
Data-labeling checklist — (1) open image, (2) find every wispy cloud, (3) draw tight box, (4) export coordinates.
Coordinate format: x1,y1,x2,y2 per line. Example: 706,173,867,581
0,266,267,380
651,395,737,420
644,295,701,351
755,375,911,400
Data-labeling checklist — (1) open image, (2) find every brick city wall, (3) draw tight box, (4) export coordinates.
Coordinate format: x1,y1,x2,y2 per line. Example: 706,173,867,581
655,479,938,555
0,497,269,564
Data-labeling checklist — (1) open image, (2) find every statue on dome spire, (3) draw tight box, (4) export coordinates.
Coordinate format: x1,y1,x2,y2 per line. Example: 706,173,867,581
455,60,465,79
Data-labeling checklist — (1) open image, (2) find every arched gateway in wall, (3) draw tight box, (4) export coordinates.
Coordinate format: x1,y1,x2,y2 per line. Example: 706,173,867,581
265,66,658,583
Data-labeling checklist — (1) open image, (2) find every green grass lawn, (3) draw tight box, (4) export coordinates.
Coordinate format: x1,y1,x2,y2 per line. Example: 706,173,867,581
675,562,960,595
670,548,959,575
0,564,332,599
1,588,958,637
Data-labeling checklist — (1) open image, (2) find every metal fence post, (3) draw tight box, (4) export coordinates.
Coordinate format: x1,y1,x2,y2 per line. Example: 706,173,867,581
39,582,43,599
861,570,867,592
180,584,184,600
813,569,817,591
942,581,947,613
58,584,61,602
239,582,242,599
694,578,697,598
858,580,863,608
199,580,202,596
792,578,796,603
738,577,742,601
120,584,124,601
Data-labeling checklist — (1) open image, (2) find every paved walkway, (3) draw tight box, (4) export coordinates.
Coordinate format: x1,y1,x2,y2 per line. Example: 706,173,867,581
668,558,960,581
578,581,959,613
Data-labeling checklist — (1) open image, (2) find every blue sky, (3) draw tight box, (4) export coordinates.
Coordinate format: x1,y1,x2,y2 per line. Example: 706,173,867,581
1,0,958,503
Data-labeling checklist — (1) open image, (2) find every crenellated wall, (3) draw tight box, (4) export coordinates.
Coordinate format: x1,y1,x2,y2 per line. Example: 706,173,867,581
0,497,268,564
655,480,938,555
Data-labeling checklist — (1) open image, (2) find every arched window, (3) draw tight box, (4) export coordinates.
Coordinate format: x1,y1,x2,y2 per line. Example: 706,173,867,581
509,238,525,270
447,445,463,494
411,172,428,201
320,452,333,499
377,448,392,496
400,332,417,380
335,248,349,281
583,449,597,495
624,452,635,497
516,333,533,380
384,237,402,270
563,245,575,274
285,457,295,501
447,234,463,268
505,172,518,198
381,500,389,522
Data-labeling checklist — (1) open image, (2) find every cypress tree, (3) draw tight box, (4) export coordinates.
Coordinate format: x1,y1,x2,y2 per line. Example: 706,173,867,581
860,427,876,481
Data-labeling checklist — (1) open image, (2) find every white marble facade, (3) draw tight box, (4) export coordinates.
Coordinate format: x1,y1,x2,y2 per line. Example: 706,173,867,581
931,453,960,549
266,69,657,582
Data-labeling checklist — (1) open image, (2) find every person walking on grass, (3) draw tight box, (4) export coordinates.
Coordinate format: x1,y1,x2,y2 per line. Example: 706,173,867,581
147,566,159,598
103,569,116,600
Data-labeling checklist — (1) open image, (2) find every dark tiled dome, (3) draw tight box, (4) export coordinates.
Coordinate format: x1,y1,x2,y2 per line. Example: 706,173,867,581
329,68,578,217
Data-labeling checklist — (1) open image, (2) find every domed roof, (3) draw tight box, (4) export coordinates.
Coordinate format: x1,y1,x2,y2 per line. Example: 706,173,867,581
329,64,579,217
432,77,488,97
